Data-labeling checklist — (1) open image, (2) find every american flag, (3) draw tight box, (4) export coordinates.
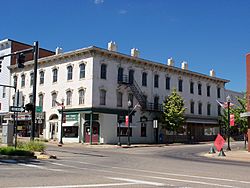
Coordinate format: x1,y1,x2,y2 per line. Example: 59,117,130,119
216,100,234,109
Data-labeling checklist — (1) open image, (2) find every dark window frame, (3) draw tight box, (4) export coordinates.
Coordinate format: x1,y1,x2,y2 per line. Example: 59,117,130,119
101,64,107,79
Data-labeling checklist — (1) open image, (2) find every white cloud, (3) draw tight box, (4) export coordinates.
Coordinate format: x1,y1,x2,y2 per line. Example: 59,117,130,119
94,0,104,5
118,9,127,14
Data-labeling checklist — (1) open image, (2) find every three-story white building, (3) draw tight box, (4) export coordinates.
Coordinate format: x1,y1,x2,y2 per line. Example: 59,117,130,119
9,41,231,144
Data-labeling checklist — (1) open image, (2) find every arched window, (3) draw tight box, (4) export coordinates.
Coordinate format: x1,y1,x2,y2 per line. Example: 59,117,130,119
30,72,34,86
51,92,57,107
79,89,85,104
39,94,44,109
40,71,44,85
13,75,18,87
79,64,85,79
21,74,25,87
52,69,58,83
67,66,73,80
100,89,106,105
66,90,72,105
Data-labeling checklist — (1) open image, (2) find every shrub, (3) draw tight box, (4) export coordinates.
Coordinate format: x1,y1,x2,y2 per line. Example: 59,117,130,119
17,141,46,152
0,147,34,156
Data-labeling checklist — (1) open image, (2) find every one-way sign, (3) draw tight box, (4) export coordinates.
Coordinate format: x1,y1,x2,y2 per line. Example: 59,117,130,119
10,106,25,112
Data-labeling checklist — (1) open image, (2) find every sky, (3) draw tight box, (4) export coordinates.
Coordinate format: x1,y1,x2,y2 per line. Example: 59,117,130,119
1,0,250,92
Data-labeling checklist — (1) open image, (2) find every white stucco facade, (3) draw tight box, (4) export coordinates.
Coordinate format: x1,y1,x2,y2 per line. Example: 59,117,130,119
9,42,240,144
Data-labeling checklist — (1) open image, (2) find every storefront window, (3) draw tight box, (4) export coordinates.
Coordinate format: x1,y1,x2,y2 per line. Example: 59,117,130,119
63,126,78,137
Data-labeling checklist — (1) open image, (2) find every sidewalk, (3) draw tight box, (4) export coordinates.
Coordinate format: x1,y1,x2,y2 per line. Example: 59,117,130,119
203,148,250,162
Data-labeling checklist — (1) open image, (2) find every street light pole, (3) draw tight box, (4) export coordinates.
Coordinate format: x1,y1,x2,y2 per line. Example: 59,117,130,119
59,98,64,146
226,95,231,151
31,41,39,141
127,100,132,146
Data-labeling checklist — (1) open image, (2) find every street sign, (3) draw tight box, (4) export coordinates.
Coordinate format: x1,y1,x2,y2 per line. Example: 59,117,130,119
36,106,43,113
10,106,25,112
153,120,158,128
214,134,225,151
35,112,45,120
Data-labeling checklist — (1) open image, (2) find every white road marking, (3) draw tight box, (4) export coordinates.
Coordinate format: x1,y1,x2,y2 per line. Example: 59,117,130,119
108,177,165,186
18,163,64,172
68,160,250,185
10,182,136,188
143,175,239,188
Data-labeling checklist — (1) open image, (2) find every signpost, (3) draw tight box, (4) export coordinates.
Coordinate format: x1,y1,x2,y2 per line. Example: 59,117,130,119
10,106,25,112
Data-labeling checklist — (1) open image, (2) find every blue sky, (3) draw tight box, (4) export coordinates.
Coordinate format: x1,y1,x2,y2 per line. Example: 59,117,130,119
1,0,250,92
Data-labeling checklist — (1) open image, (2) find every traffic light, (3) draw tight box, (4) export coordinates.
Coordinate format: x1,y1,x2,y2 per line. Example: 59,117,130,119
25,103,34,112
16,53,25,68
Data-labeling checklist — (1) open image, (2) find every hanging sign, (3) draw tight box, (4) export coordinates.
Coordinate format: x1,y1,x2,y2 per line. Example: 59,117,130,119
230,114,235,126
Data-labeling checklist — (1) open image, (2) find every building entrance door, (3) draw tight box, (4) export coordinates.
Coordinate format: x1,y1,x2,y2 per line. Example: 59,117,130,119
84,121,100,143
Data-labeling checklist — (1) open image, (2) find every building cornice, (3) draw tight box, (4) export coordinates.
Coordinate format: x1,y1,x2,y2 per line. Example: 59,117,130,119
9,45,230,84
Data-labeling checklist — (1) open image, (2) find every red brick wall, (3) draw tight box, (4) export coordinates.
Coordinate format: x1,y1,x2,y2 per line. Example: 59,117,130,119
10,41,55,65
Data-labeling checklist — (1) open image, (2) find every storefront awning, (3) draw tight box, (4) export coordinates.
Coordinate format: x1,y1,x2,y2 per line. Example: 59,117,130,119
62,121,78,127
186,118,218,124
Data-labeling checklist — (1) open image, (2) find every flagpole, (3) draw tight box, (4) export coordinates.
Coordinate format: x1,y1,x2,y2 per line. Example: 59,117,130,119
226,95,231,151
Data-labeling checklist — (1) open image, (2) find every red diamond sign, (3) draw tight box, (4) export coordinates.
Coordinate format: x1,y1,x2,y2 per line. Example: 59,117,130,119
214,134,225,151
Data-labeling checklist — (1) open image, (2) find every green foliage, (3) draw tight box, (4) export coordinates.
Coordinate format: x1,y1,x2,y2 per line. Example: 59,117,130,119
221,94,247,134
17,141,46,152
0,147,34,156
161,89,186,133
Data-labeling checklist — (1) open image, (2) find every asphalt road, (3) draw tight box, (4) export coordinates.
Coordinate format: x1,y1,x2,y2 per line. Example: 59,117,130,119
0,142,250,188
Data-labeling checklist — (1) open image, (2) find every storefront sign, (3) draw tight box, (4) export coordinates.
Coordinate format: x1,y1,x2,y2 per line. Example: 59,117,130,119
66,113,78,121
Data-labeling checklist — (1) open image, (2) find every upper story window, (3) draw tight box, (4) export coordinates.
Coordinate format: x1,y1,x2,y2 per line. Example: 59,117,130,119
38,94,43,109
100,89,106,105
22,96,25,107
198,102,202,115
117,92,123,107
128,93,134,107
13,75,17,87
198,83,202,95
154,96,159,110
100,64,107,79
52,69,58,83
217,87,221,98
79,64,85,79
40,71,44,85
154,74,159,88
166,76,170,90
178,79,183,92
2,87,6,98
30,72,34,86
190,81,194,94
67,65,73,80
118,67,123,82
66,91,72,105
79,89,85,105
142,72,147,86
51,92,57,107
29,94,33,104
207,103,211,116
190,101,194,114
218,105,221,116
21,74,25,87
207,85,210,97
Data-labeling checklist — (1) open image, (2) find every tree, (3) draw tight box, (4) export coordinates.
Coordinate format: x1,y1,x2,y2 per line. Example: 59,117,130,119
221,94,248,148
161,89,186,142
